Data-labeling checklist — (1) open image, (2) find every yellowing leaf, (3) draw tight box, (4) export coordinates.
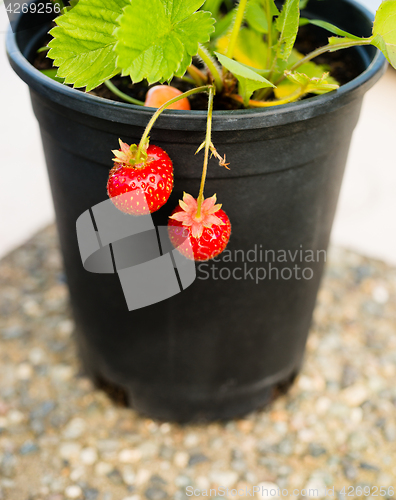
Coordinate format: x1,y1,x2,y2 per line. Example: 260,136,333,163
216,28,269,69
275,49,339,99
284,71,339,96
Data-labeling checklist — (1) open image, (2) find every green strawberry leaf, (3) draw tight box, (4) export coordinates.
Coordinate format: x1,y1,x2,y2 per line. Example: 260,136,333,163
246,1,269,34
40,68,65,83
212,7,237,40
215,52,275,106
265,0,280,17
299,18,365,40
371,0,396,69
275,0,300,61
47,0,128,91
115,0,215,84
202,0,223,20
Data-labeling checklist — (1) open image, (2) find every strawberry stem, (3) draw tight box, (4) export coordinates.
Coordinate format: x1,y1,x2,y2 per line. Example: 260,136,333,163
226,0,248,59
197,46,223,92
187,64,207,86
136,85,215,163
104,80,145,106
196,85,215,219
265,0,273,69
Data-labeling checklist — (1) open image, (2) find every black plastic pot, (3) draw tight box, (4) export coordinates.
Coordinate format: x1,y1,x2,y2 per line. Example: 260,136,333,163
7,0,386,421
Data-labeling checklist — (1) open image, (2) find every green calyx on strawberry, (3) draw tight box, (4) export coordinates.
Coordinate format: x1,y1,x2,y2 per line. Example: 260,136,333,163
112,138,149,167
107,139,174,215
168,192,231,261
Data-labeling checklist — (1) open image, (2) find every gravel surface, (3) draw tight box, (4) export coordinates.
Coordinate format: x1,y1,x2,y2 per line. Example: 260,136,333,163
0,226,395,500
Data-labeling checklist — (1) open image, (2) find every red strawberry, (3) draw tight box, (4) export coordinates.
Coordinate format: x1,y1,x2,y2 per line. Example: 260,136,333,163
107,139,173,215
168,193,231,261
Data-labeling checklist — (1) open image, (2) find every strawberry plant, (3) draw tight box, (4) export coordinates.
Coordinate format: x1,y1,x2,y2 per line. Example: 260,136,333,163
44,0,396,261
47,0,396,107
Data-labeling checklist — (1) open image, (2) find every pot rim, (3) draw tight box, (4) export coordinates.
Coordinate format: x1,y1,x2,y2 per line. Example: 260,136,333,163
6,0,387,131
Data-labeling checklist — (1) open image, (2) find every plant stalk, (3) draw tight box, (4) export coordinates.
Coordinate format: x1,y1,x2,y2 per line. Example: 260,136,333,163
196,85,216,218
265,0,273,68
226,0,249,59
136,85,214,162
187,64,208,86
104,80,145,106
198,45,223,91
179,76,196,85
255,5,278,101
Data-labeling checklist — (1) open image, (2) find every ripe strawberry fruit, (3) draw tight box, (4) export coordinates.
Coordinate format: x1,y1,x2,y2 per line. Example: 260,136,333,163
107,139,173,215
168,193,231,261
145,85,191,110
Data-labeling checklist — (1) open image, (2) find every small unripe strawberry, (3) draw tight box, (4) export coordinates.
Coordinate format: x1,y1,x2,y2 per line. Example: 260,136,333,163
145,85,191,110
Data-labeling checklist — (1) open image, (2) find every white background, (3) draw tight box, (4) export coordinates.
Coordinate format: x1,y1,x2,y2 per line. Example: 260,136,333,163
1,0,395,265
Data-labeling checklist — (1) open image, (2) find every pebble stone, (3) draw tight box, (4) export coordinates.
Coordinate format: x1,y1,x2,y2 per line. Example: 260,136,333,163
19,441,39,455
59,442,82,461
16,363,33,381
256,482,281,499
80,447,98,465
144,488,168,500
28,347,46,365
188,453,208,466
119,449,142,463
65,484,83,499
63,417,86,439
84,488,99,500
122,466,136,486
0,225,395,499
209,471,238,488
173,452,189,468
95,462,114,477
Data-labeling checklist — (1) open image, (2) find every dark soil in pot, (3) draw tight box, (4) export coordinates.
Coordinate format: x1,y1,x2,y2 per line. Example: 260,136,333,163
7,0,386,422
